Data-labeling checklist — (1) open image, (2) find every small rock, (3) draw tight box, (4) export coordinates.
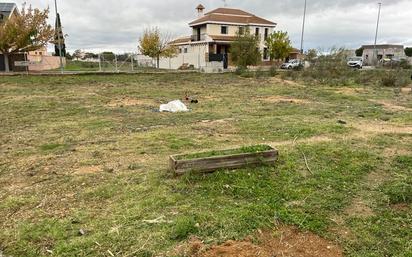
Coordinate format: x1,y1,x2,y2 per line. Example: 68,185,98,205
337,120,347,125
79,229,86,236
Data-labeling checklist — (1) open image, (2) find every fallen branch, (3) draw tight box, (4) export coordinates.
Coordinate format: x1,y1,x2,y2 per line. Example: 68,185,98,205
293,136,314,175
301,151,314,175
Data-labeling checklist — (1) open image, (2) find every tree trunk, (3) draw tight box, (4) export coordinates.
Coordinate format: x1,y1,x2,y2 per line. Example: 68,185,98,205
157,56,160,69
4,53,10,72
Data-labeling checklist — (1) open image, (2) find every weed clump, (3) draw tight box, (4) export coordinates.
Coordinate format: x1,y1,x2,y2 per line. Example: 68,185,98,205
379,70,411,88
170,216,198,240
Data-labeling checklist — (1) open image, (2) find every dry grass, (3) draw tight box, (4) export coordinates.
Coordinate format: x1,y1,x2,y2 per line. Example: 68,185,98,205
0,72,411,257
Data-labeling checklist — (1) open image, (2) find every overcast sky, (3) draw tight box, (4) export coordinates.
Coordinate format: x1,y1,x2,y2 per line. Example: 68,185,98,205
12,0,412,53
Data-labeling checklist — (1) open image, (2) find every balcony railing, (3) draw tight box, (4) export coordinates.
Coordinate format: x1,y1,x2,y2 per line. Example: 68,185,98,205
191,33,207,42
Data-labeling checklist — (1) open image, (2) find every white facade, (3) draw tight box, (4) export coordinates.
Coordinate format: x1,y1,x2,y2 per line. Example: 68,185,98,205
157,7,276,71
159,43,209,70
362,44,405,65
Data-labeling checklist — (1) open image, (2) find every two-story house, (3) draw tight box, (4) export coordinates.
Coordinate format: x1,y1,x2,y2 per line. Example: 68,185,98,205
0,2,17,23
0,2,22,72
158,5,277,71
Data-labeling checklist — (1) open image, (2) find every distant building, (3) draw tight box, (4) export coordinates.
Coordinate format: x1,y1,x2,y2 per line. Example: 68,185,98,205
0,2,18,22
0,2,64,72
0,2,25,72
361,44,405,66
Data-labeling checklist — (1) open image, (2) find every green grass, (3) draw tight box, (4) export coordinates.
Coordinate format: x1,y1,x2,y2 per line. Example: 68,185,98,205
0,71,411,256
174,145,273,160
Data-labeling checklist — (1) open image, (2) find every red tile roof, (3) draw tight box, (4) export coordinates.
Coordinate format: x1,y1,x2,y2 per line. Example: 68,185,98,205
169,36,191,45
189,7,276,26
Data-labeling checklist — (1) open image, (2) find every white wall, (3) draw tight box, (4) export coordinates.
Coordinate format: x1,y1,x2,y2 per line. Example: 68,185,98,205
159,43,209,69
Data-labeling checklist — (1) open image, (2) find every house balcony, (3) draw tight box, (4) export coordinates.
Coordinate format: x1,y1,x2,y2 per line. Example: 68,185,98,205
191,33,207,42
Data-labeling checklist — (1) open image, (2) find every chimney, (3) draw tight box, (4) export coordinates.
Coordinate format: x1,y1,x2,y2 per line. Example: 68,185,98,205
196,4,205,17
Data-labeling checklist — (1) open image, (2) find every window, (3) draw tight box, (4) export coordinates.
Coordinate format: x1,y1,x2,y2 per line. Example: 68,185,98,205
263,48,268,60
179,48,182,54
255,28,260,37
238,26,244,35
221,26,228,35
264,28,269,40
184,48,188,53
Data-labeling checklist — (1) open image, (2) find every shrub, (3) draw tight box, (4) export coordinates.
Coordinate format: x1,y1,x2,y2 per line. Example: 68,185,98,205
269,65,278,77
170,216,198,240
255,67,265,78
380,70,411,88
383,180,412,204
299,48,354,86
399,59,411,70
235,66,246,75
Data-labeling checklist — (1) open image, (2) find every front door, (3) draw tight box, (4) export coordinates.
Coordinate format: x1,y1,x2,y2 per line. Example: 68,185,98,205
0,55,5,71
223,54,228,69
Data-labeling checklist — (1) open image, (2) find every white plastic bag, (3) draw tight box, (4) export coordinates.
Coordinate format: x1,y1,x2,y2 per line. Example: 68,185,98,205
159,100,189,113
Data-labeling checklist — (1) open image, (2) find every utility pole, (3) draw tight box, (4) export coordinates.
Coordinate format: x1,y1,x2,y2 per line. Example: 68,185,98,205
131,53,134,72
300,0,307,54
54,0,64,74
373,2,382,65
98,53,102,72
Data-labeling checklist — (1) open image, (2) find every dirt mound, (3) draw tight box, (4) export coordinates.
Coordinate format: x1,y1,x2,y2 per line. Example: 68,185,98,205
175,226,343,257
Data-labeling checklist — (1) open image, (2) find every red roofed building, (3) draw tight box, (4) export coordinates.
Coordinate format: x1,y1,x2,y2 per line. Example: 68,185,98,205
158,5,277,71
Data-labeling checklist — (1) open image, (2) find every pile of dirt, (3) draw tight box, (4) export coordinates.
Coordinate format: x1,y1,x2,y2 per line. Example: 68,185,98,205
174,226,343,257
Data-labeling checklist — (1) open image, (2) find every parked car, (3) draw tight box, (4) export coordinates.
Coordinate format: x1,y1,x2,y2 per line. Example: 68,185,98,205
347,57,363,69
281,59,302,69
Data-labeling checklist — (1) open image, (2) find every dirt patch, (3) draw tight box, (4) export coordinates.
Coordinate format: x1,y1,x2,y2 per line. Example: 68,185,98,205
107,97,157,107
369,99,412,112
344,170,389,218
383,147,412,157
73,165,102,175
336,87,367,96
344,196,375,218
260,96,312,105
198,118,236,125
390,203,410,212
270,77,303,87
174,226,343,257
401,87,412,94
270,135,333,147
353,122,412,135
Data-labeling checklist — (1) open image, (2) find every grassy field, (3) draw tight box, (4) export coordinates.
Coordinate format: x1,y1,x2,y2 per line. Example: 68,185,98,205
0,71,411,256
